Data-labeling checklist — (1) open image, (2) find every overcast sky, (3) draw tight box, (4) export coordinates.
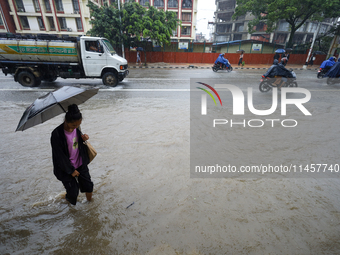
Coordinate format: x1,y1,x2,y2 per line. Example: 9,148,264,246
196,0,216,40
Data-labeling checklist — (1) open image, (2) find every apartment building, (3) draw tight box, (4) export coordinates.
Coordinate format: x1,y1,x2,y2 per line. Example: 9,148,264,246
1,0,198,43
214,0,337,46
2,0,91,36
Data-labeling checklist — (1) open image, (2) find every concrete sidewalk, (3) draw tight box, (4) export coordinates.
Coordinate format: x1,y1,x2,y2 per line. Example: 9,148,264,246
129,62,319,70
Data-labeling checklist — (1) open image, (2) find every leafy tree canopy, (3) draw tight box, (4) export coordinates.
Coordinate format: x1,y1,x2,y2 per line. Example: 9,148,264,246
87,1,180,49
142,4,180,45
233,0,340,47
87,1,121,46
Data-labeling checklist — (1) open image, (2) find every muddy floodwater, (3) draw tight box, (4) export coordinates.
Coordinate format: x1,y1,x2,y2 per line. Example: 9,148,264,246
1,89,340,254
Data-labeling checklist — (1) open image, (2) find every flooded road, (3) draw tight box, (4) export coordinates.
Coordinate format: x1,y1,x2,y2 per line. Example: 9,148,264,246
1,68,340,254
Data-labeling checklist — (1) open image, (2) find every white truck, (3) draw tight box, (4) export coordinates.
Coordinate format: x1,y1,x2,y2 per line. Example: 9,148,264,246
0,34,129,87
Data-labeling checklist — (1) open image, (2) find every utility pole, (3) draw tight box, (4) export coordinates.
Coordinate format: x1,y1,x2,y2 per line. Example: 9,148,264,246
303,22,321,69
117,0,125,58
327,35,339,58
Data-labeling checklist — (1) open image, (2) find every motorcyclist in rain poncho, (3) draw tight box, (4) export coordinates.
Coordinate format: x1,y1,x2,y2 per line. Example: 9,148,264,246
214,53,230,68
320,57,336,69
263,59,295,78
262,59,295,87
324,62,340,78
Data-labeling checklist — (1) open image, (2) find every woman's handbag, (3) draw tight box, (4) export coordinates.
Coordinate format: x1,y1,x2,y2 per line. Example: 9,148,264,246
84,141,97,163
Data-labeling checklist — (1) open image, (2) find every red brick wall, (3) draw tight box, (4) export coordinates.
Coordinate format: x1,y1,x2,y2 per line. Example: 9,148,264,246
125,50,327,66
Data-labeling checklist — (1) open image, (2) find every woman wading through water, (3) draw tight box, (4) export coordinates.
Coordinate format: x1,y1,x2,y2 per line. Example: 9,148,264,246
51,104,93,205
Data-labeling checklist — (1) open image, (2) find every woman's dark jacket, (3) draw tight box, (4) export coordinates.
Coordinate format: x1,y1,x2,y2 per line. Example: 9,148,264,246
51,123,89,181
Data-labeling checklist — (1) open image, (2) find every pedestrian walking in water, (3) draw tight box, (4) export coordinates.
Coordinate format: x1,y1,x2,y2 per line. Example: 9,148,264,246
51,104,94,205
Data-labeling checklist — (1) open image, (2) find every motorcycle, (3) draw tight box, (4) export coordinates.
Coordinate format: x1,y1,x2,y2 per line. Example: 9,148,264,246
317,67,330,78
212,62,233,72
259,71,297,92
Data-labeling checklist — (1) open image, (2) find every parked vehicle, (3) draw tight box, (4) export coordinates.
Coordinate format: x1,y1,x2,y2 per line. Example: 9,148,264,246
212,62,233,72
0,34,129,87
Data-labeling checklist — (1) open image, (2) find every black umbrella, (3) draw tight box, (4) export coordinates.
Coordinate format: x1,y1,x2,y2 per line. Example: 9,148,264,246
16,86,99,131
313,51,326,55
237,49,245,53
285,48,293,52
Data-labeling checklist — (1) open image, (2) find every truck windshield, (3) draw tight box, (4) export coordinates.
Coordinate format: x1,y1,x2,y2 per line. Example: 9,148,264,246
102,39,116,55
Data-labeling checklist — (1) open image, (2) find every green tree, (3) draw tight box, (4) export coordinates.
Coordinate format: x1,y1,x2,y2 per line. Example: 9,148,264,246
87,1,122,48
121,1,146,47
233,0,340,48
87,1,180,50
142,4,180,46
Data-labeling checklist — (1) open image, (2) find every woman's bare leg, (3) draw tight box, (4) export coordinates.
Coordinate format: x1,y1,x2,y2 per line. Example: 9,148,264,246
86,192,92,201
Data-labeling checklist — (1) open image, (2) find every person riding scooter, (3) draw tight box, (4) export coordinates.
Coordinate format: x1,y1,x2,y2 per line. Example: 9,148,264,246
214,53,230,69
318,57,336,78
263,59,295,88
320,56,336,70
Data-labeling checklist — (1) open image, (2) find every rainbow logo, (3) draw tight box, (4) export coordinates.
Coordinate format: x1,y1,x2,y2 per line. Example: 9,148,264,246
196,82,222,106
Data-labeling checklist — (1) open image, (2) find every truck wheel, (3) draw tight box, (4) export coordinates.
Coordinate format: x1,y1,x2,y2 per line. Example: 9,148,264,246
18,71,36,87
102,72,118,87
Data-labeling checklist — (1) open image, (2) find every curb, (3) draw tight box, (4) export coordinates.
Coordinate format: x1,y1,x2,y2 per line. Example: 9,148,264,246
130,65,319,71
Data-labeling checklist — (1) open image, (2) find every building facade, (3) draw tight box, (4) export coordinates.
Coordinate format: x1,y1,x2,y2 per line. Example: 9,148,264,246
3,0,94,36
1,0,198,43
214,0,337,46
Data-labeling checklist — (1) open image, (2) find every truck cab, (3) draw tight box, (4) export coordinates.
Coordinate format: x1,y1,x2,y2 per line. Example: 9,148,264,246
80,36,129,86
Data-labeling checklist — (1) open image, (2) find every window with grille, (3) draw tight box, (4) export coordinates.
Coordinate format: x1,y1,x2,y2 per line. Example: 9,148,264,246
55,0,64,12
140,0,149,6
58,17,67,29
154,0,164,7
72,0,80,12
20,16,29,29
37,17,45,29
76,18,83,30
168,0,178,8
44,0,51,12
182,0,192,8
48,17,55,30
181,12,191,22
181,26,190,35
33,0,40,11
15,0,25,12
